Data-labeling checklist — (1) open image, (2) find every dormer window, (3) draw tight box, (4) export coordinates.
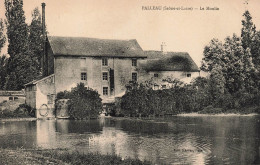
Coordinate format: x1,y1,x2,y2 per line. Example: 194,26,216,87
102,58,108,66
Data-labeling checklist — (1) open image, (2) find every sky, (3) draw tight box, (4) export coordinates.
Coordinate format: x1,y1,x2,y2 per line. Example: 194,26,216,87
0,0,260,66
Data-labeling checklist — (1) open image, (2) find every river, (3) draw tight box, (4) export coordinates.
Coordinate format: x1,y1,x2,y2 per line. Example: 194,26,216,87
0,116,259,164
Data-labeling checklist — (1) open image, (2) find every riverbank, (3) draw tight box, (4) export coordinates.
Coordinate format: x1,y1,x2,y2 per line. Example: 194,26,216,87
177,112,259,117
0,148,151,165
0,117,36,121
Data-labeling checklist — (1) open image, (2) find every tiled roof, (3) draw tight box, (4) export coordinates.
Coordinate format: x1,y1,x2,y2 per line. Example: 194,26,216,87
140,51,200,72
48,36,146,58
24,74,54,86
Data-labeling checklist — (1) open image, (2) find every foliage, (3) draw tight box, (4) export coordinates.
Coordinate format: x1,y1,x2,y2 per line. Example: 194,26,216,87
4,1,44,90
28,7,45,75
0,19,6,55
15,103,35,117
0,55,8,89
0,19,7,90
35,149,151,165
56,90,71,100
57,83,102,119
198,105,223,114
120,80,209,117
0,103,35,118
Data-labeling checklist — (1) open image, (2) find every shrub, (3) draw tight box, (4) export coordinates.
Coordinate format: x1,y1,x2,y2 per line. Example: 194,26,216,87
15,104,36,117
0,104,35,118
56,90,71,100
198,105,223,114
58,83,103,119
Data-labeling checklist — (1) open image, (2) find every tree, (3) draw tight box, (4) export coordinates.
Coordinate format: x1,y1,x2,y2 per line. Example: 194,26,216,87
28,7,44,75
4,0,39,90
0,19,5,54
209,66,226,99
201,34,257,94
241,10,260,70
0,55,8,89
0,19,7,90
67,83,102,119
241,10,256,50
201,38,225,72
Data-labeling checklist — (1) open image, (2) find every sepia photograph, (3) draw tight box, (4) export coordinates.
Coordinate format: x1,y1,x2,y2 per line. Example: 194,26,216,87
0,0,259,164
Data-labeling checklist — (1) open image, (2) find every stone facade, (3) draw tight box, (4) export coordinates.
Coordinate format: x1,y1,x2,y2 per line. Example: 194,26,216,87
25,36,200,118
25,74,55,118
54,56,145,103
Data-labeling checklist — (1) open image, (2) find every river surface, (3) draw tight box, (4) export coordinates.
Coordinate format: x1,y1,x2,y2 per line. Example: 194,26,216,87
0,116,259,165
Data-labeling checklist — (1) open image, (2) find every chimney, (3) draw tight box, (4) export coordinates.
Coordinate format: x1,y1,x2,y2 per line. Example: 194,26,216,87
161,42,167,54
41,3,47,76
42,3,46,38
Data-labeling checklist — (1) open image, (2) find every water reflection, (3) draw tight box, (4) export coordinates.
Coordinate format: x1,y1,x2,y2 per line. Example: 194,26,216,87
0,116,259,164
36,120,56,148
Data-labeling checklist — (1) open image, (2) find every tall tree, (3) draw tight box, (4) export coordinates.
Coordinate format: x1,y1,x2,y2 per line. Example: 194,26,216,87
241,10,256,50
0,19,5,53
201,38,225,72
0,19,7,89
201,34,257,94
241,10,260,70
28,7,44,75
4,0,38,90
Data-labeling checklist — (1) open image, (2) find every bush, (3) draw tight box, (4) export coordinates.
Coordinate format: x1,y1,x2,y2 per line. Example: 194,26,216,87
198,105,223,114
0,104,35,118
15,104,36,117
57,83,103,119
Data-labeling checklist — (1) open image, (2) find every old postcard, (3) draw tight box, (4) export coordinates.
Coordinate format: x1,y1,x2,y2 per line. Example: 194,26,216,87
0,0,259,164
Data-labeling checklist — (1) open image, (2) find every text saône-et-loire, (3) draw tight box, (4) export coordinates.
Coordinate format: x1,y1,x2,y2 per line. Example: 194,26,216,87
142,6,219,11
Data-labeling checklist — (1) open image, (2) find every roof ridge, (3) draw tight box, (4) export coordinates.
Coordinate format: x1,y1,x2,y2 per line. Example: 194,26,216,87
48,35,135,42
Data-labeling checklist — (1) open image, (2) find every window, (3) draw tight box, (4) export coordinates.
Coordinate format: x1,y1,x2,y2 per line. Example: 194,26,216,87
132,73,137,81
162,85,167,89
132,59,137,66
154,73,159,77
81,72,87,80
187,73,191,77
103,72,108,80
47,94,55,104
102,58,108,66
103,87,108,95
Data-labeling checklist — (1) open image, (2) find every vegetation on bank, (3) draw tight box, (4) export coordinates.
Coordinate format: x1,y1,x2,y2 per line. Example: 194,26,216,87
56,83,103,119
37,149,151,165
114,79,260,117
0,100,35,119
113,10,260,116
0,1,45,90
0,148,151,165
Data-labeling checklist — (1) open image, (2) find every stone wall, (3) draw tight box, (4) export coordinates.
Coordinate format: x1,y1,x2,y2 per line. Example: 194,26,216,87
35,75,55,118
54,56,145,102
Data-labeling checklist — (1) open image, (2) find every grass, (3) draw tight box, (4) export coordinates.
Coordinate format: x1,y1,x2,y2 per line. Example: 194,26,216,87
198,105,260,115
0,148,151,165
38,149,151,165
